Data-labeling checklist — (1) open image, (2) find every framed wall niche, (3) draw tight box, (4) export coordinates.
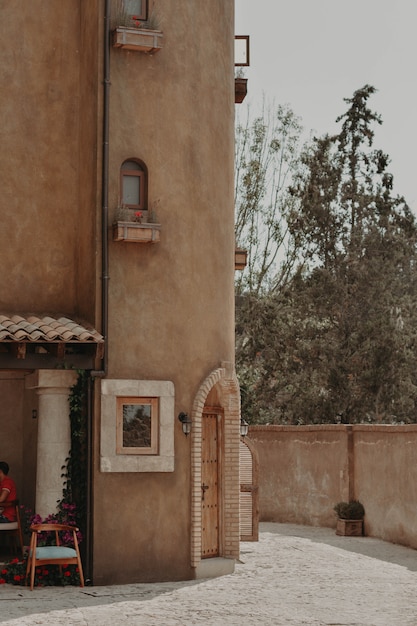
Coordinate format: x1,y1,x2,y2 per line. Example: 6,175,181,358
101,379,175,472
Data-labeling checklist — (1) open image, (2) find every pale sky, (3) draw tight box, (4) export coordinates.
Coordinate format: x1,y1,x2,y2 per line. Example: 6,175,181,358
235,0,417,213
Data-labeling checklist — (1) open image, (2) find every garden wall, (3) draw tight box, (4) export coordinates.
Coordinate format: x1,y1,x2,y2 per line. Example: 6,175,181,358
248,424,417,549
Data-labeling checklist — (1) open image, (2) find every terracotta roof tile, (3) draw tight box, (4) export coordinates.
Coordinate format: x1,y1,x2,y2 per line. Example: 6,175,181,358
0,314,104,343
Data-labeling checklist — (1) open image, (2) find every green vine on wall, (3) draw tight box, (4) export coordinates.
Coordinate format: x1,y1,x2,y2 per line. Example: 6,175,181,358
60,370,89,539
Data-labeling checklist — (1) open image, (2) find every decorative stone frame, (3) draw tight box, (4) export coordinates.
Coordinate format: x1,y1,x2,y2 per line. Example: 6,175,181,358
100,379,175,472
190,362,241,572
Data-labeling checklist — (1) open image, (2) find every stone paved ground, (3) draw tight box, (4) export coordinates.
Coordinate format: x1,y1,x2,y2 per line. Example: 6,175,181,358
1,523,417,625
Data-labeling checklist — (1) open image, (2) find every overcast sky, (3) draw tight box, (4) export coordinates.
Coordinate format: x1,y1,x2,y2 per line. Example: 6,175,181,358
235,0,417,213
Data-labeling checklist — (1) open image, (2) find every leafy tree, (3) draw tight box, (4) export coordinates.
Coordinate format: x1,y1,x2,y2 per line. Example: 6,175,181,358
236,86,417,424
235,101,303,296
234,102,305,421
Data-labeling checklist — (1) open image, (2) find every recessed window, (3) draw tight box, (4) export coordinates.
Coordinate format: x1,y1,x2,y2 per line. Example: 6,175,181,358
120,159,148,211
120,0,148,21
116,396,158,455
235,36,250,66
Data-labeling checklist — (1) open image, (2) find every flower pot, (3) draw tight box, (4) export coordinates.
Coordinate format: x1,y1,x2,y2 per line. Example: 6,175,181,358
113,221,161,243
235,77,248,104
235,248,248,270
336,518,364,536
112,27,163,53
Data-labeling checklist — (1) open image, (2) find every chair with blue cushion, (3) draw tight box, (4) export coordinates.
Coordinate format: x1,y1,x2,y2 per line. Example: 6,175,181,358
26,523,85,590
0,500,24,556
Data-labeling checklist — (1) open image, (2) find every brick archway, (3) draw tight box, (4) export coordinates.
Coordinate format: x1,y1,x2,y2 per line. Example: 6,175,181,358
190,361,241,571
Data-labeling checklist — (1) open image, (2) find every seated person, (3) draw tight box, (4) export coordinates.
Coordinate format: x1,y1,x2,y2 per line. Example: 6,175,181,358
0,461,17,523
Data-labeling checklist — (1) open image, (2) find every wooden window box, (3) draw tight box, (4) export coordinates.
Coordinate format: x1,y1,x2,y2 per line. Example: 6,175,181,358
235,248,248,270
113,221,161,243
112,27,163,53
235,77,248,104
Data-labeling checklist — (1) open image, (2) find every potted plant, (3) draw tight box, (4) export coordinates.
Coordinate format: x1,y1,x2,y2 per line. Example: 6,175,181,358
113,2,163,53
334,500,365,536
235,68,248,104
235,248,248,270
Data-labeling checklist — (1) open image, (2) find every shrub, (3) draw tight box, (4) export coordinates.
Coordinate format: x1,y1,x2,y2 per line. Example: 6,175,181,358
333,500,365,520
0,558,80,587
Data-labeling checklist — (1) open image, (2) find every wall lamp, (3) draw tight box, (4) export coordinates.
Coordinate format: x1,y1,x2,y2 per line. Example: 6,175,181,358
178,412,192,436
240,418,249,437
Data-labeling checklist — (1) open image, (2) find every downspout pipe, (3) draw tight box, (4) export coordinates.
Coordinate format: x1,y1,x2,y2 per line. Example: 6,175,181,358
86,0,111,584
92,0,111,377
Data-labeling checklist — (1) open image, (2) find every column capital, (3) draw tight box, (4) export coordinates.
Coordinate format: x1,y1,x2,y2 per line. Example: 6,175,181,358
25,370,78,391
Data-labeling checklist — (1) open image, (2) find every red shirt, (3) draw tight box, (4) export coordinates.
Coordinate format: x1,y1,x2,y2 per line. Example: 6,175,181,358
0,476,17,521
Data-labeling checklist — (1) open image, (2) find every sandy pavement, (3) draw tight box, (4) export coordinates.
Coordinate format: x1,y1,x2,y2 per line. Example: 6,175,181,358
0,522,417,625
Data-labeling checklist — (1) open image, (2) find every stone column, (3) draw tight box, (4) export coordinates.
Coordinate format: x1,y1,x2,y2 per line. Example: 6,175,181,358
26,370,78,518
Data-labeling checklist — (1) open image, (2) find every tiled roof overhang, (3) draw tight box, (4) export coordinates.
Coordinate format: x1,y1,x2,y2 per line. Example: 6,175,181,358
0,314,104,369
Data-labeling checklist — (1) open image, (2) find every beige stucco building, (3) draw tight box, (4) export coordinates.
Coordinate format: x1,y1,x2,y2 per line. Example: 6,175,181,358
0,0,241,584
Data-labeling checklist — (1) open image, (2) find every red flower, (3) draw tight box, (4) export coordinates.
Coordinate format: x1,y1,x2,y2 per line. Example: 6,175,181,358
10,558,19,564
64,571,71,577
1,569,7,575
13,575,20,582
0,579,6,584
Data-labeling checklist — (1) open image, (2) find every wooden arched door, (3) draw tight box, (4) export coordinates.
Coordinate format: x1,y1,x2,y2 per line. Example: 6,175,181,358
201,409,223,558
239,438,259,541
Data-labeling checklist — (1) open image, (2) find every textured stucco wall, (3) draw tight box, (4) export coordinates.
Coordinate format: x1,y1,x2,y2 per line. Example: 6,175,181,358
249,426,348,528
0,376,25,496
353,426,417,547
0,1,98,319
0,0,237,585
92,0,236,584
249,424,417,549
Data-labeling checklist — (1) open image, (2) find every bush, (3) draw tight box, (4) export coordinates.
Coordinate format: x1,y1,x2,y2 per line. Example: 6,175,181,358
333,500,365,520
0,558,81,587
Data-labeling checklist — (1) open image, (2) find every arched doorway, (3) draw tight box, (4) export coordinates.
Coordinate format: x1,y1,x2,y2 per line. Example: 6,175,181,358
239,437,259,541
201,407,223,558
190,362,241,578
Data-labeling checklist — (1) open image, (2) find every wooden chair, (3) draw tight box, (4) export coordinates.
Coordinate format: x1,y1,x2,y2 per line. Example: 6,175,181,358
26,523,85,590
0,500,24,556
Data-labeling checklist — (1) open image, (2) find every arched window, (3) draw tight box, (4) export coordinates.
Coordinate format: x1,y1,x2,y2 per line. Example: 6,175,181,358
120,0,148,21
120,159,148,212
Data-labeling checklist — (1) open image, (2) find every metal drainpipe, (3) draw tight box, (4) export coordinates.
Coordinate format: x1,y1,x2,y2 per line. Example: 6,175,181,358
92,0,111,378
86,0,111,584
85,375,94,583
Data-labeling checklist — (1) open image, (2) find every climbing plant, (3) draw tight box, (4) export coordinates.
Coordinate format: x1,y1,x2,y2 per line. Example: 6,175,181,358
60,370,89,539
